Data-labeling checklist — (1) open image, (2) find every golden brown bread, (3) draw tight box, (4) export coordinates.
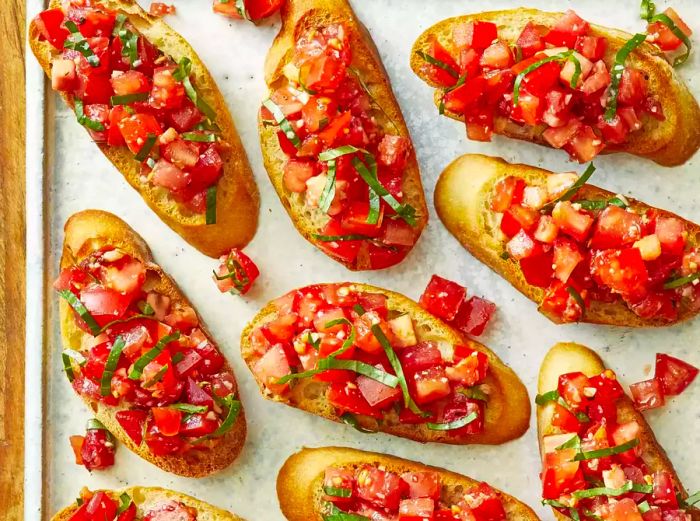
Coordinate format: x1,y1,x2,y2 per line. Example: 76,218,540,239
59,210,246,476
259,0,428,270
51,486,245,521
29,0,259,257
410,9,700,167
241,282,530,445
537,343,700,521
277,446,542,521
434,154,700,327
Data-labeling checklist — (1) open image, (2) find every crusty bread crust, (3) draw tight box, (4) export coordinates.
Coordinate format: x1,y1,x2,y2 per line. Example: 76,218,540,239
434,154,700,328
258,0,428,270
59,210,247,476
277,447,541,521
410,9,700,167
241,282,530,445
51,486,245,521
537,343,700,521
29,0,259,257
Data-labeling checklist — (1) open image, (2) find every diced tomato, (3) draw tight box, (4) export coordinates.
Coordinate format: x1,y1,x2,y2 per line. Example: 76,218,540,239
328,381,382,419
399,498,435,520
481,41,513,69
34,8,69,49
144,416,184,455
566,125,605,163
340,200,384,237
301,95,337,132
167,99,202,132
618,68,646,107
419,275,466,322
422,36,461,87
597,113,629,145
445,347,489,386
356,466,404,510
110,70,151,96
655,353,699,396
516,22,545,58
511,92,542,126
512,58,560,97
534,215,559,244
401,472,441,500
152,407,182,437
381,220,416,248
460,482,506,521
551,401,580,432
543,119,583,149
544,10,590,48
590,205,643,250
253,345,291,395
213,248,259,295
323,467,354,503
458,21,498,50
189,145,224,190
552,238,583,283
630,378,665,411
80,492,118,521
619,106,643,132
625,291,678,322
542,88,573,128
69,435,85,465
647,8,692,52
501,204,539,238
507,229,538,260
51,59,77,92
651,470,679,508
142,501,197,521
83,104,110,143
490,176,525,212
558,372,591,410
357,371,402,409
151,159,189,190
412,366,451,404
520,252,555,288
542,458,585,499
443,76,486,115
601,498,644,521
611,421,642,463
452,297,496,337
66,6,116,38
115,410,147,446
149,66,185,110
179,413,219,437
283,161,317,193
400,342,443,376
81,427,116,471
591,248,649,297
75,73,114,105
149,2,175,17
118,113,163,154
378,135,411,171
316,219,362,264
299,53,347,93
552,202,593,242
575,35,607,61
655,217,686,255
79,285,132,325
580,59,611,95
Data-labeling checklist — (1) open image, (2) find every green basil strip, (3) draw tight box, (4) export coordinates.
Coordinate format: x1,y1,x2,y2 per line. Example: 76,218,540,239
110,92,149,106
312,233,373,242
535,389,560,405
277,357,398,387
543,163,597,211
514,50,576,105
64,21,101,67
194,120,222,132
439,74,467,115
323,318,356,358
262,98,301,147
117,23,139,66
58,289,101,335
117,493,133,515
206,185,217,225
664,272,700,290
415,50,460,80
174,58,218,122
427,411,478,431
352,304,366,316
650,13,692,66
113,13,127,36
142,363,169,388
325,505,371,521
574,438,639,461
637,501,651,514
348,67,399,133
371,324,425,416
340,412,375,433
86,418,108,431
684,490,700,507
134,133,157,162
170,403,208,414
194,396,241,442
542,499,569,508
213,256,249,294
100,336,126,396
575,196,627,211
324,486,352,498
62,353,76,382
605,34,648,120
181,132,217,143
74,99,106,132
172,351,184,364
318,145,364,162
566,286,586,313
318,160,337,214
569,508,582,521
128,332,181,379
137,301,155,315
458,386,489,401
572,481,652,499
556,434,582,450
355,154,381,225
641,0,656,20
94,313,158,334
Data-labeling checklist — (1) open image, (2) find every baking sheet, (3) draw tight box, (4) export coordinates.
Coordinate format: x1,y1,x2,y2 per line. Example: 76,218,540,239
25,0,700,519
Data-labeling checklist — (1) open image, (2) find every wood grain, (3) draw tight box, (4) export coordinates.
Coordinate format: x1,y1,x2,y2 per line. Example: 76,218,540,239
1,0,26,520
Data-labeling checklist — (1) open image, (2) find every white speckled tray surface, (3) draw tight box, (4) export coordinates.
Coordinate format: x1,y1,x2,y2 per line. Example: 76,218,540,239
24,0,700,520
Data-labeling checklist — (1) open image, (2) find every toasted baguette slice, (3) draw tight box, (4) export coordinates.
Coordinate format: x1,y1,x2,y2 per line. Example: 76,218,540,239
278,446,541,520
434,154,700,327
411,9,700,167
29,0,259,257
59,210,247,476
241,282,530,445
259,0,428,270
537,343,700,521
52,486,245,521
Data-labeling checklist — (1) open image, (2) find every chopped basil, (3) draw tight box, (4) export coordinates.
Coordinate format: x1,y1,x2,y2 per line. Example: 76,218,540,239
112,13,138,66
137,301,155,316
371,324,425,416
535,389,590,423
324,486,352,498
572,480,652,499
134,133,157,162
427,411,478,431
542,163,597,211
312,233,373,242
64,21,101,67
170,403,208,413
542,499,569,508
415,50,460,80
100,336,126,396
277,358,399,387
74,99,106,132
86,418,108,431
128,332,181,379
206,185,217,225
62,353,76,382
307,333,321,351
352,304,366,316
142,363,169,388
439,74,467,115
318,145,365,162
110,92,149,105
324,504,370,521
664,272,700,289
193,395,241,443
341,412,375,433
234,0,250,20
556,434,581,450
605,34,648,121
172,351,185,364
262,98,301,147
318,160,337,214
575,196,628,211
58,289,101,335
566,286,586,314
181,132,217,143
323,318,356,358
212,253,249,293
641,0,656,20
514,50,580,105
348,67,399,133
458,386,489,401
117,493,133,515
574,438,639,461
173,57,218,122
194,120,222,132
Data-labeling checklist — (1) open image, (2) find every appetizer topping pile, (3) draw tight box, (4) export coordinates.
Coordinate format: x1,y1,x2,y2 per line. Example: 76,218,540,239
70,418,116,471
416,9,691,162
322,464,507,521
248,284,491,434
55,247,241,457
490,168,700,323
68,489,197,521
629,353,698,411
538,369,697,521
261,23,420,269
35,0,226,218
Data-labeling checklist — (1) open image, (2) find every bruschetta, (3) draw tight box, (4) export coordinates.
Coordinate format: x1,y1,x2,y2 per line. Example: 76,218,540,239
241,282,530,445
411,9,700,166
278,446,541,521
537,343,700,521
434,154,700,327
258,0,428,270
29,0,259,257
55,210,246,476
52,486,244,521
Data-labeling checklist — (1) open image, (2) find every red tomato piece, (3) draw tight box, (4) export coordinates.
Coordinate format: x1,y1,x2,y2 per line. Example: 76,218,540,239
316,219,362,263
149,3,176,17
512,58,560,97
412,366,451,405
81,427,116,471
340,200,384,237
328,381,382,419
83,104,110,143
378,134,411,171
647,8,692,51
460,482,506,521
115,410,148,446
516,22,545,58
651,470,679,509
590,206,643,250
553,237,583,283
399,498,435,520
445,346,489,386
544,10,590,48
179,413,219,437
79,285,131,325
419,275,467,321
213,248,260,295
558,372,591,409
630,378,665,411
543,119,583,149
151,159,189,190
422,36,461,87
356,466,404,510
601,498,644,521
655,353,699,396
575,35,607,61
566,125,605,163
655,217,686,255
551,401,580,433
452,296,496,337
111,70,151,96
302,95,337,133
118,113,163,154
458,21,498,50
507,229,538,260
152,407,182,437
143,501,197,521
357,371,402,409
500,204,539,238
490,176,525,212
400,342,443,376
552,202,593,242
401,472,441,500
611,421,642,463
480,41,513,69
253,345,291,395
618,68,647,107
51,59,77,92
167,99,202,133
75,73,114,105
591,248,649,297
323,467,354,503
518,251,554,289
34,8,69,49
